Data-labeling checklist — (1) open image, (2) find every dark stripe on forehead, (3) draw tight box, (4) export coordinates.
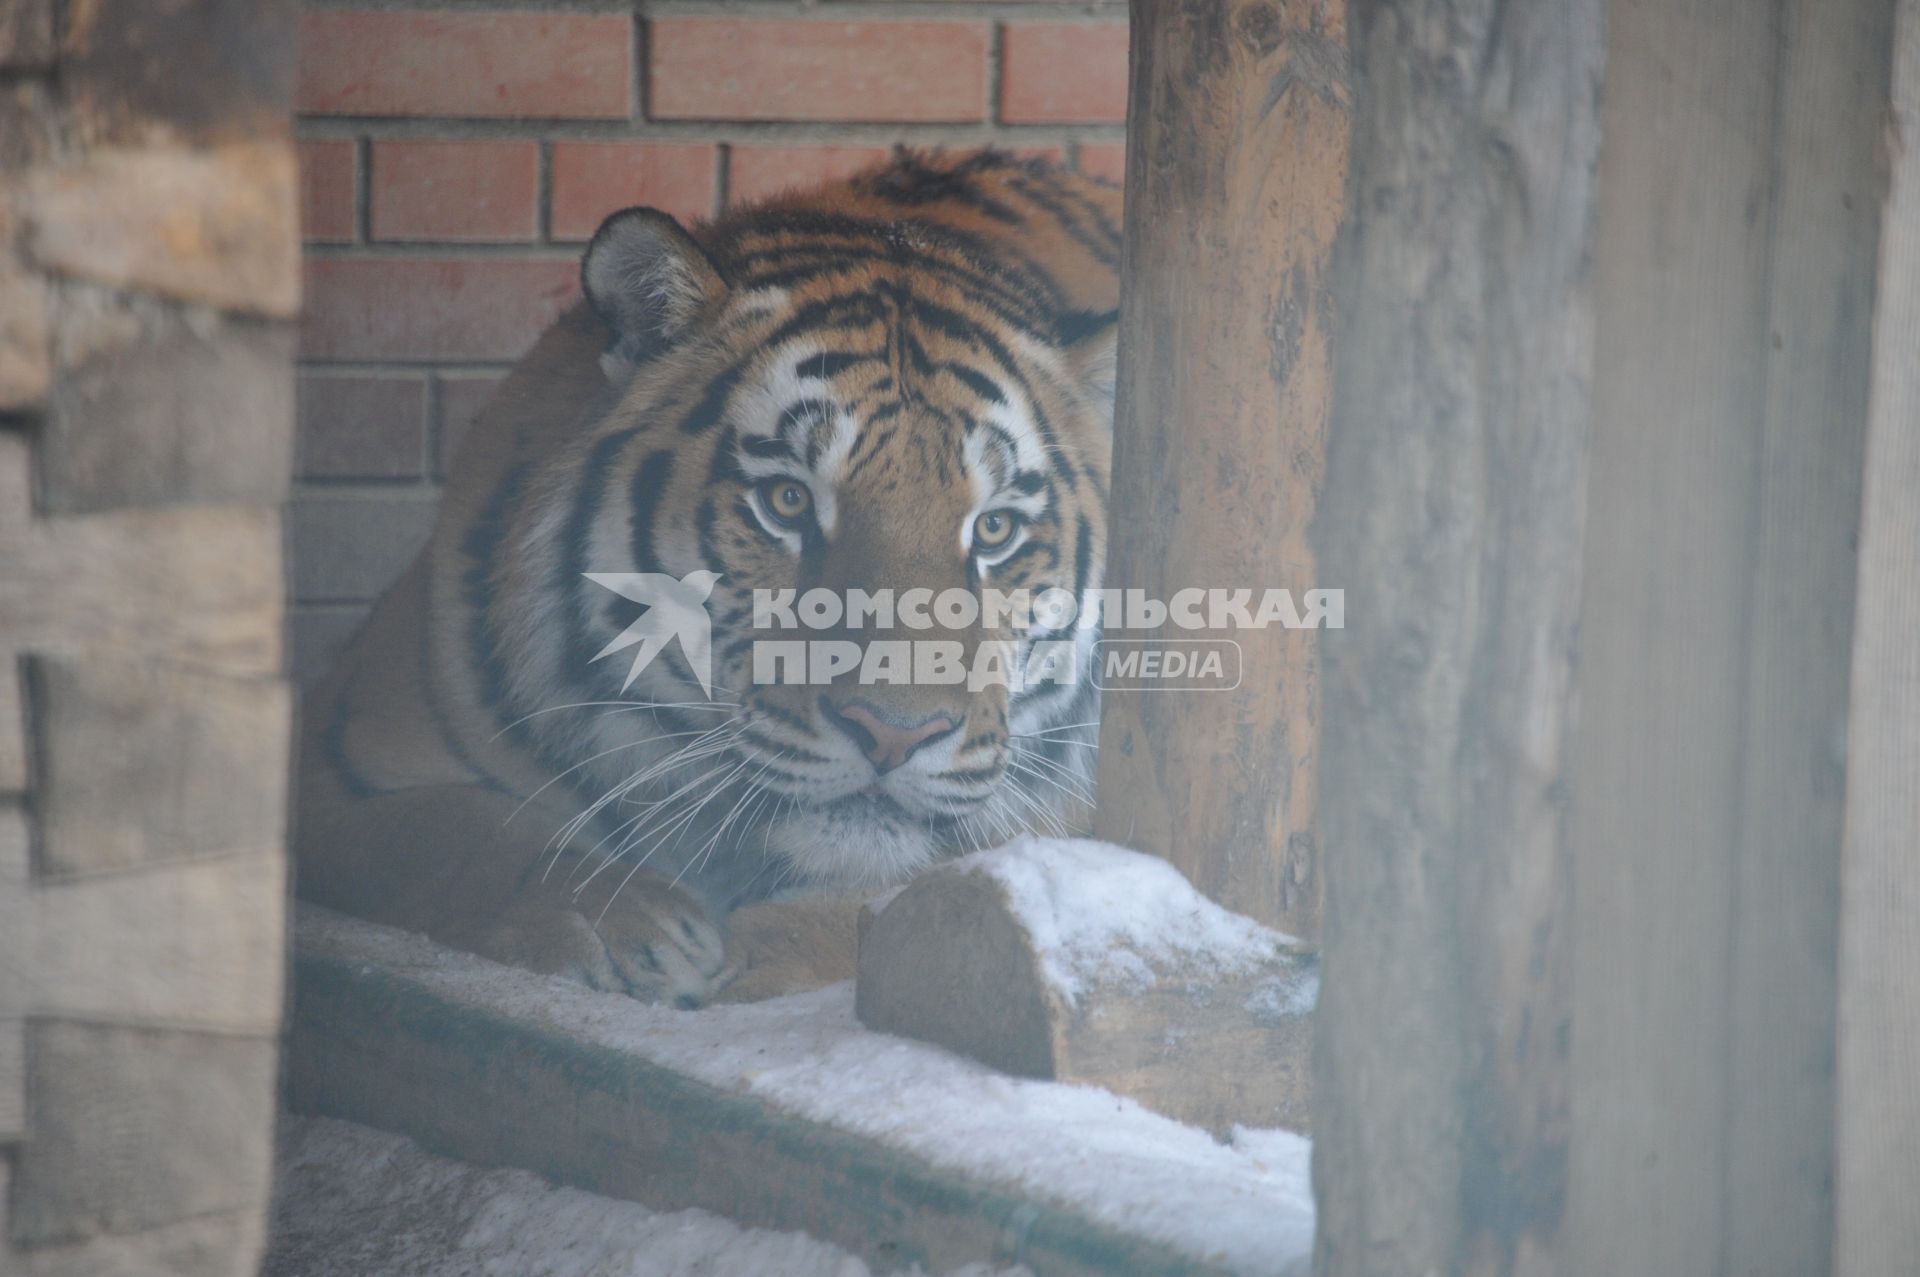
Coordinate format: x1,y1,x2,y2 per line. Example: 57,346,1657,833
904,294,1080,489
720,212,1062,323
979,424,1019,483
681,294,889,435
942,361,1006,405
795,350,878,380
743,434,794,461
743,252,1055,340
855,156,1026,224
1007,172,1122,268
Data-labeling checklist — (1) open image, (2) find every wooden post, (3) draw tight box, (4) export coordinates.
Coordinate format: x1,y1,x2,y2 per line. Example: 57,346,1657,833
0,3,297,1273
1566,0,1891,1272
1308,1,1602,1274
1093,0,1349,937
1833,1,1919,1272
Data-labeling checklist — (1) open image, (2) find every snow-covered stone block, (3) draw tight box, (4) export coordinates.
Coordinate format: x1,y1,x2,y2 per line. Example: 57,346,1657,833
856,836,1317,1134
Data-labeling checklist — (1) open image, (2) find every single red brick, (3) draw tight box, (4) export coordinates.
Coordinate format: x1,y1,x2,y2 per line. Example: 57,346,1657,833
298,10,632,120
435,371,507,476
727,145,890,206
551,142,715,240
1000,23,1130,124
1077,141,1126,185
649,18,987,123
302,257,579,361
370,141,539,242
298,140,357,243
297,372,428,479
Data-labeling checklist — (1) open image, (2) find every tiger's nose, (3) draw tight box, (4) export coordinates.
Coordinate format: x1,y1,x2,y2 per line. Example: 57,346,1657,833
824,700,958,774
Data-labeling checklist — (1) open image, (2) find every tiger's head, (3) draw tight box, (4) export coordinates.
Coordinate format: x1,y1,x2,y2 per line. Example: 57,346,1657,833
499,154,1118,900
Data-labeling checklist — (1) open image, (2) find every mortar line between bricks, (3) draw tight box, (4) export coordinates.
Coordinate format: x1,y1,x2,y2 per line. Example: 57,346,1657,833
649,2,1124,18
987,19,1005,127
292,481,444,501
353,137,373,244
299,360,517,376
535,140,555,245
420,375,442,479
291,601,380,616
294,472,440,489
304,241,582,258
632,11,650,124
307,0,1123,17
293,593,431,611
295,118,1123,144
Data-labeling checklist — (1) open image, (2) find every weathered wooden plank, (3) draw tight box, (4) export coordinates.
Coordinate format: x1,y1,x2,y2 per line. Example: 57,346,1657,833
30,851,286,1032
1568,0,1892,1271
288,911,1278,1277
9,1021,278,1248
0,505,282,677
39,302,295,514
1722,2,1891,1272
0,803,26,1142
1834,2,1920,1272
31,657,290,876
0,653,25,795
1092,0,1349,937
1308,0,1602,1273
1569,5,1785,1270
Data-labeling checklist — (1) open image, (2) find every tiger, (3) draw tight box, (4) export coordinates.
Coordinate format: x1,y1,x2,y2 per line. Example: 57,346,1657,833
295,150,1121,1006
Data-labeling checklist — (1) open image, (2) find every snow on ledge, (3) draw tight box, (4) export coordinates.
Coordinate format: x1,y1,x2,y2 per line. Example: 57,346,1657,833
296,908,1316,1276
932,835,1305,1006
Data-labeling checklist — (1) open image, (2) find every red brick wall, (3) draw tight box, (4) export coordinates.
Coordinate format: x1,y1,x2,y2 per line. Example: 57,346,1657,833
291,2,1129,683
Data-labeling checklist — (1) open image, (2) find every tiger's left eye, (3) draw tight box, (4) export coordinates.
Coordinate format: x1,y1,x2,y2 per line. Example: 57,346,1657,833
760,478,814,527
972,509,1021,551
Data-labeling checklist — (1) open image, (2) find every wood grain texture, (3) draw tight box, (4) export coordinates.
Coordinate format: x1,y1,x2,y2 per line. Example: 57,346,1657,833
1724,1,1890,1271
1834,2,1920,1271
1092,0,1349,937
1567,0,1890,1272
855,863,1315,1135
1308,1,1602,1274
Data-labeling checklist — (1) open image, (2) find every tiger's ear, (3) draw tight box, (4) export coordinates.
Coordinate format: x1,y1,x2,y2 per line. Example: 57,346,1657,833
581,208,728,376
1061,309,1120,432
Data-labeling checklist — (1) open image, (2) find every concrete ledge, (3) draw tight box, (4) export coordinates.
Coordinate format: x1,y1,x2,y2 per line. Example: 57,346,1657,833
287,908,1314,1277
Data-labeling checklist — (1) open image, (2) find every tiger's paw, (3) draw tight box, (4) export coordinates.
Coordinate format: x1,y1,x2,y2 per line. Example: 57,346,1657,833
449,874,728,1007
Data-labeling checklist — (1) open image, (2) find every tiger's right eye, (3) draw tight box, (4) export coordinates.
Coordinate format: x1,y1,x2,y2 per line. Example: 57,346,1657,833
759,478,814,528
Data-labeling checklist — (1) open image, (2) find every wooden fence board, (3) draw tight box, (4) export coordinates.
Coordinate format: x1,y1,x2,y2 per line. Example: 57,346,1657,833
1834,2,1920,1271
1308,1,1602,1273
1569,0,1891,1271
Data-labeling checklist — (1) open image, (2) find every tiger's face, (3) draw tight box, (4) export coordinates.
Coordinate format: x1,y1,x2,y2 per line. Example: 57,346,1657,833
503,199,1113,899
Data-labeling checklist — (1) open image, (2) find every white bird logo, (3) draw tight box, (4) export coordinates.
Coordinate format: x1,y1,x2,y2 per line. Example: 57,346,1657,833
583,570,723,698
